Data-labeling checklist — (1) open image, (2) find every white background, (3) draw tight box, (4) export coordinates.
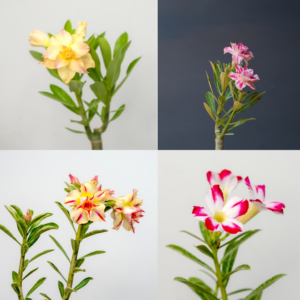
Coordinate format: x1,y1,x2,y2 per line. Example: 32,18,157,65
0,151,157,300
158,151,299,300
0,0,157,150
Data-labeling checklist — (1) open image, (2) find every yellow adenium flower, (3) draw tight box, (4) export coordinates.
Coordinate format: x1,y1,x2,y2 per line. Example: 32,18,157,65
39,28,95,84
111,190,144,233
29,30,51,48
64,175,116,224
75,21,88,39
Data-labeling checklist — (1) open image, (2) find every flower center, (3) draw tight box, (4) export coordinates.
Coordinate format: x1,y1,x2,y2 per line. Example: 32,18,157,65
62,47,74,60
213,211,226,223
82,199,93,211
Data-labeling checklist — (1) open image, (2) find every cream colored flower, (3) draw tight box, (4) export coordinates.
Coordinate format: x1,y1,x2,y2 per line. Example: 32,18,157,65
29,30,50,48
75,21,88,39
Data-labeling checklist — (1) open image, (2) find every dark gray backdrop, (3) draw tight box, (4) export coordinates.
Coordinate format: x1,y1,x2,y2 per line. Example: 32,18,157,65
158,0,300,149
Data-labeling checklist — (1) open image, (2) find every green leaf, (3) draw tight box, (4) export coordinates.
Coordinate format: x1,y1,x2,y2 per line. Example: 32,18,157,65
29,249,54,263
199,221,212,246
74,277,93,291
72,268,86,274
27,236,40,248
82,229,108,239
110,104,125,122
58,281,64,298
11,205,25,219
40,293,52,300
180,230,205,243
243,274,286,300
113,56,141,95
0,224,21,245
11,283,20,295
5,205,17,220
236,92,264,114
49,235,70,262
100,106,106,123
76,258,85,268
26,277,46,298
195,245,214,259
90,81,107,105
106,42,131,91
205,92,216,116
220,230,257,249
79,251,105,260
23,268,39,281
28,223,59,243
29,51,43,62
85,99,99,122
12,271,18,283
189,277,214,294
222,241,238,287
17,219,27,237
228,118,256,131
222,264,250,281
174,277,218,300
50,85,77,107
47,261,67,282
89,47,102,79
23,259,29,271
69,81,86,94
71,239,79,252
99,37,112,69
29,213,53,231
227,288,252,296
166,245,215,274
55,202,76,234
203,103,216,122
47,68,63,83
113,32,128,57
64,20,72,34
65,127,86,134
199,270,216,282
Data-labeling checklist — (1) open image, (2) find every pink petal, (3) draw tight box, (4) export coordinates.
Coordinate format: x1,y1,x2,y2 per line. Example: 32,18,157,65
237,176,242,182
205,217,220,231
256,185,265,202
192,206,209,217
224,47,233,54
226,199,249,219
245,177,255,199
246,82,256,90
206,171,220,186
228,73,239,80
265,202,285,214
232,54,243,64
211,185,224,209
222,220,243,234
219,169,231,180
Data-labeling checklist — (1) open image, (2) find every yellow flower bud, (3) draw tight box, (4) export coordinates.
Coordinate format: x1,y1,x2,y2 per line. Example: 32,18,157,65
75,21,88,39
29,30,50,48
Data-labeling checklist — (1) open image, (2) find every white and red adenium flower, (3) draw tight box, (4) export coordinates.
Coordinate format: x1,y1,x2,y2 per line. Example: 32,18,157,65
111,189,144,233
229,65,260,91
224,42,254,66
193,185,249,234
238,177,285,224
207,169,242,201
64,174,116,224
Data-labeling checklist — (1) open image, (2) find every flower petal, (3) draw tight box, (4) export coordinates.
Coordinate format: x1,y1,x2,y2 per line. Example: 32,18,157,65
70,207,89,224
265,202,285,214
90,204,106,222
211,185,224,211
244,176,255,199
206,171,220,186
42,45,62,60
225,199,249,219
71,42,90,58
224,46,233,54
54,54,69,69
56,29,72,47
205,217,221,232
222,219,243,234
64,190,81,207
256,185,265,202
111,210,123,230
58,66,76,84
192,206,211,221
81,53,95,69
39,58,55,69
69,58,87,74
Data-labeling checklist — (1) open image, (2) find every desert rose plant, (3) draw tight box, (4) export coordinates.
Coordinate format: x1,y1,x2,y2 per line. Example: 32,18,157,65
204,43,264,150
167,169,286,300
0,206,59,300
29,20,141,150
43,174,144,300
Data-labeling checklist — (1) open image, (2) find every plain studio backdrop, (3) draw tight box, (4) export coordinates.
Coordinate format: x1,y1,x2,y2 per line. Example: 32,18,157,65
0,0,157,150
158,151,299,300
0,151,157,300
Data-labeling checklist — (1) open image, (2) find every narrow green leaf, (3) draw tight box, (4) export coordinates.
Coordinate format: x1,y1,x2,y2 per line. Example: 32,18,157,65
47,68,63,83
89,47,102,79
244,274,286,300
205,92,216,116
58,281,64,298
221,242,238,287
28,224,59,243
12,271,18,283
227,288,252,296
26,277,46,298
69,81,86,94
76,258,85,268
29,213,53,231
113,32,128,57
195,245,214,259
220,230,254,248
90,81,107,105
72,268,85,274
55,202,76,234
49,235,70,262
50,85,77,107
74,277,93,291
199,270,216,282
79,251,105,260
0,224,21,245
65,127,86,134
11,283,20,295
189,277,214,294
199,221,212,246
40,293,51,300
5,205,17,220
29,50,43,62
17,219,27,237
27,236,40,248
228,118,256,131
11,205,25,219
110,104,125,122
82,229,108,239
29,249,54,263
64,20,72,34
166,245,215,274
99,37,112,69
180,230,205,243
23,268,39,281
47,261,67,282
222,264,250,281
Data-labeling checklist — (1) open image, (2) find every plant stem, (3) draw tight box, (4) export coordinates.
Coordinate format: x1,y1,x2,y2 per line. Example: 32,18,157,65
215,123,224,150
219,110,235,140
63,225,83,300
17,237,27,300
211,247,228,300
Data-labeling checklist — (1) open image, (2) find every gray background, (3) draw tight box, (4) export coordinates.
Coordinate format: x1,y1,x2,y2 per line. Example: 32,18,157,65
0,151,157,300
158,151,299,299
0,0,157,150
158,0,300,150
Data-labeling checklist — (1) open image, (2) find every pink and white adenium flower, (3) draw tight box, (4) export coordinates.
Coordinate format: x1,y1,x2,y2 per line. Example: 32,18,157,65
229,65,260,90
193,185,249,234
238,177,285,224
224,43,254,66
111,189,144,233
64,175,116,224
207,169,242,201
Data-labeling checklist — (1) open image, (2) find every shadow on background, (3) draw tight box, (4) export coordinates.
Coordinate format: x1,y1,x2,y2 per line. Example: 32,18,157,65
158,0,300,149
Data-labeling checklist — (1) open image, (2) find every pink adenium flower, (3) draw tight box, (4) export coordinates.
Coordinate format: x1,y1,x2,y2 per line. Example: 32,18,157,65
238,177,285,224
111,189,144,233
229,65,260,90
224,42,254,66
192,185,249,234
207,169,242,201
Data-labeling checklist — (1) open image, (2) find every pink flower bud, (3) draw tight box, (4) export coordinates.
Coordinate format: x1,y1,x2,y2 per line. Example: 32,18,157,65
69,174,80,185
90,175,98,185
24,209,32,222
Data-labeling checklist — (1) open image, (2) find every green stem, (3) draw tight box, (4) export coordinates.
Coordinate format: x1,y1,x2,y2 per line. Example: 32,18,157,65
17,237,27,300
211,247,228,300
219,110,235,140
63,225,83,300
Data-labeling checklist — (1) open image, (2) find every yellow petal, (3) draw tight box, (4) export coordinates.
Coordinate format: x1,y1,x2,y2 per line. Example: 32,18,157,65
111,211,122,230
80,182,97,197
70,207,89,224
43,45,62,60
64,190,81,207
54,54,69,69
56,29,72,47
39,58,55,69
81,53,95,69
71,42,90,58
29,30,50,48
69,58,87,74
90,204,106,222
58,66,76,84
123,218,133,232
